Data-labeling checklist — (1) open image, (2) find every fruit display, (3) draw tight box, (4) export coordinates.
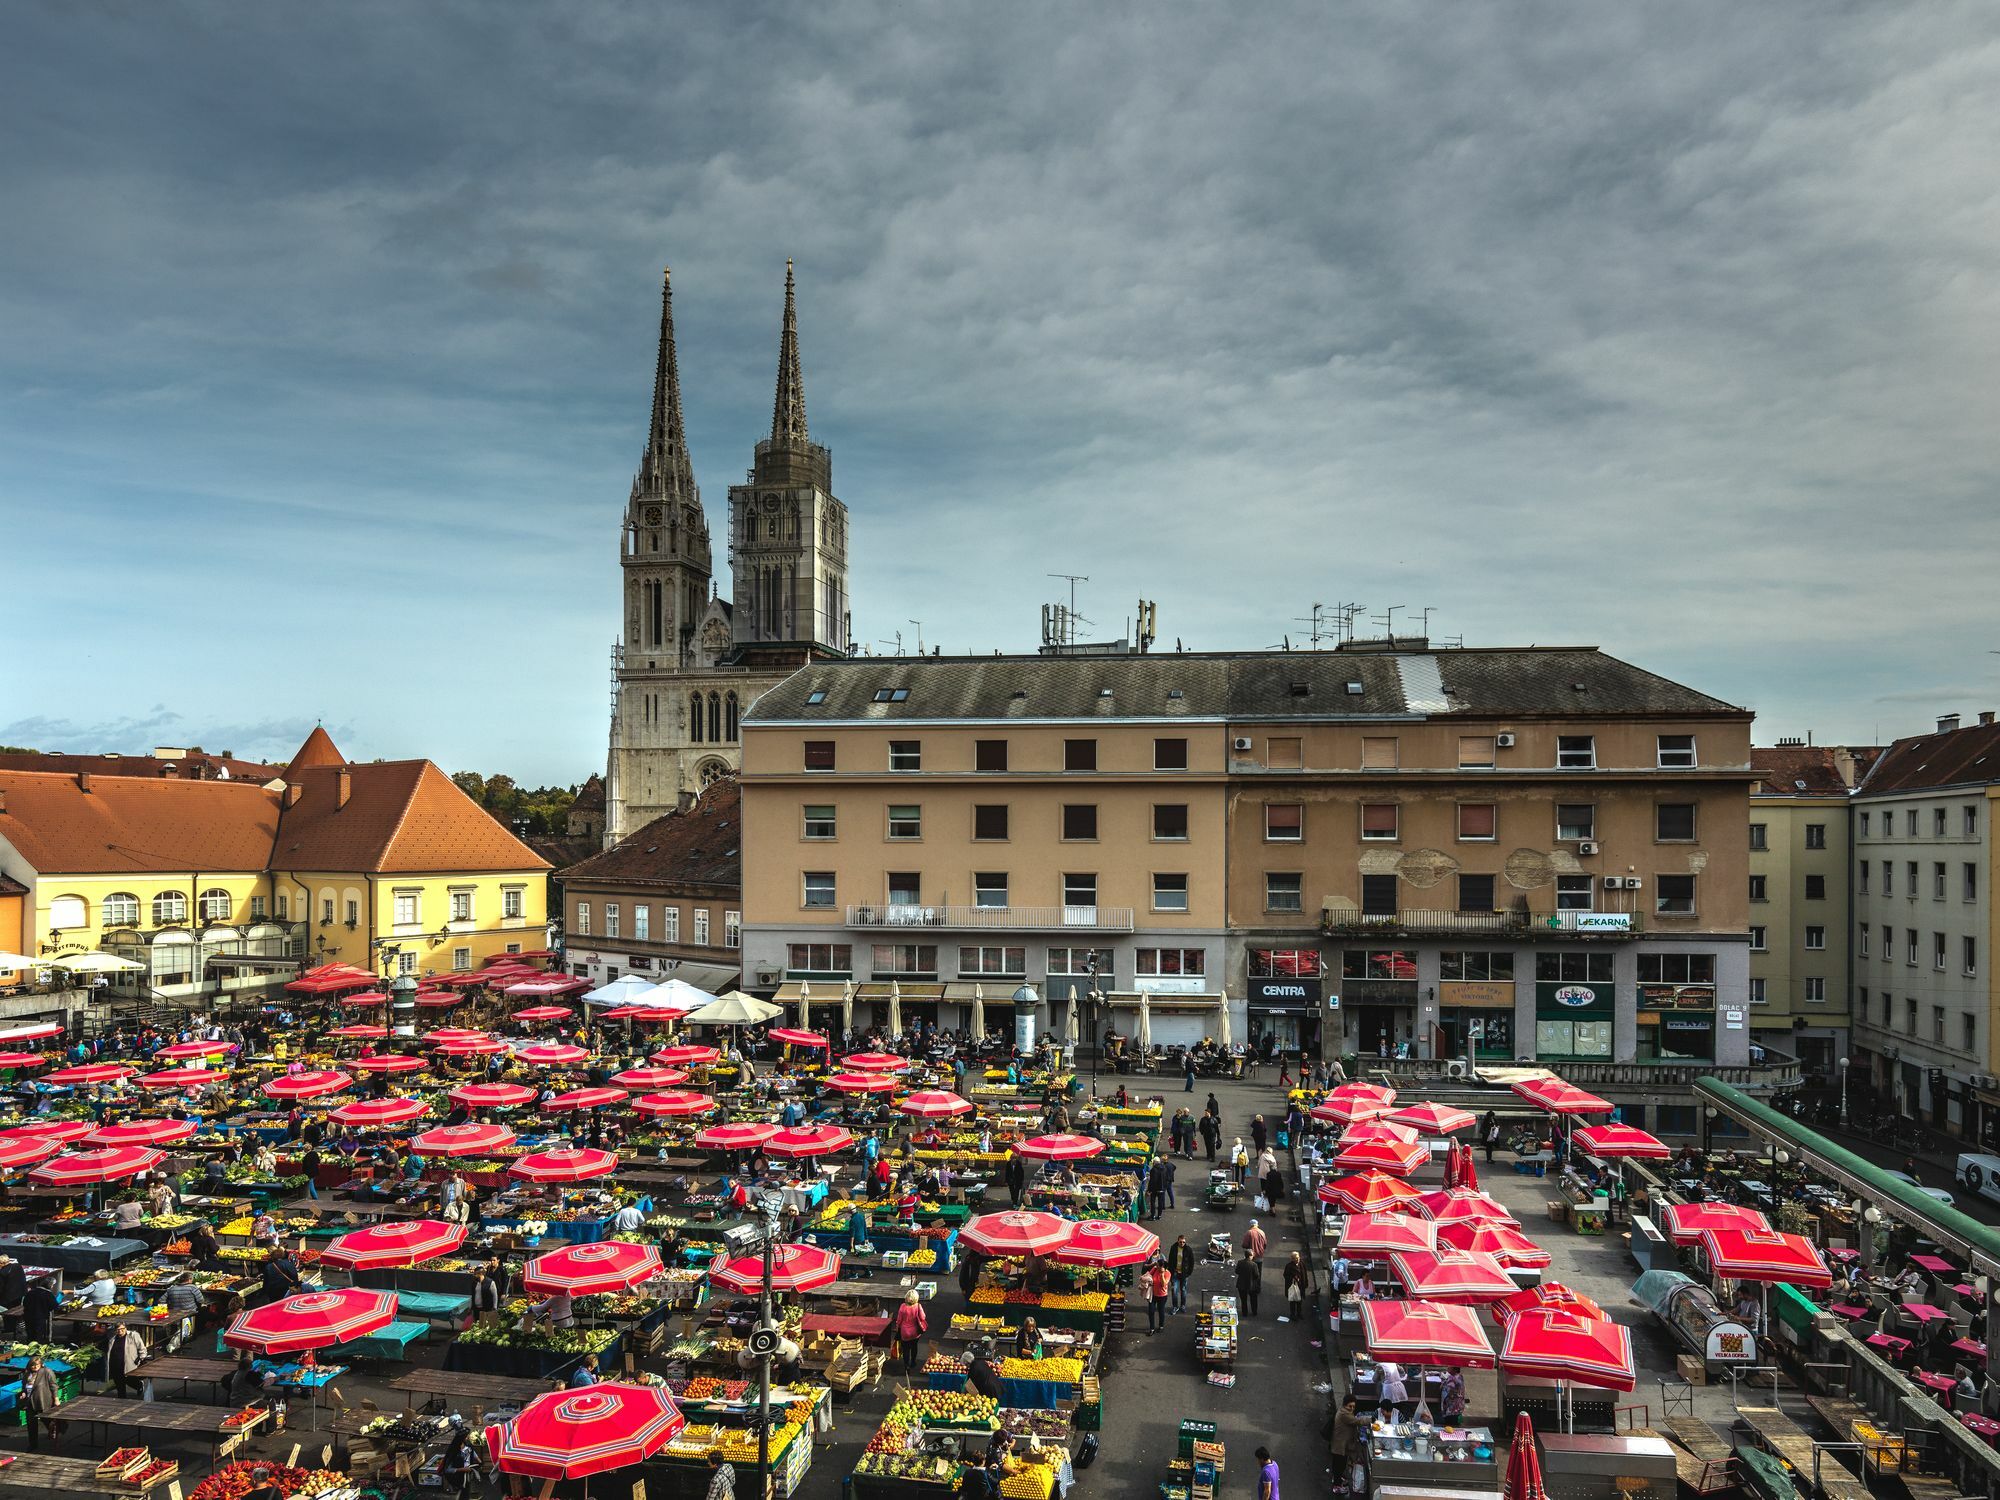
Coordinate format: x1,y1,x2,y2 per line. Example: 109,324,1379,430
454,1320,616,1356
996,1410,1070,1440
189,1462,345,1500
128,1459,180,1489
96,1447,151,1480
885,1391,998,1429
948,1314,1016,1338
998,1356,1083,1384
999,1461,1057,1500
853,1452,960,1484
906,1248,937,1268
1038,1291,1109,1312
922,1353,966,1374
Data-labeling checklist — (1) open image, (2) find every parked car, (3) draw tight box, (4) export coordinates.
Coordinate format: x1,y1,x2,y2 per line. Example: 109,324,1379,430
1888,1168,1955,1206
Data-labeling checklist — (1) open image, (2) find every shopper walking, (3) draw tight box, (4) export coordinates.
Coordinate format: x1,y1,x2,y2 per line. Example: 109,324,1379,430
1256,1447,1281,1500
892,1289,928,1377
1166,1233,1195,1315
1234,1247,1261,1317
1145,1258,1171,1333
1482,1110,1501,1164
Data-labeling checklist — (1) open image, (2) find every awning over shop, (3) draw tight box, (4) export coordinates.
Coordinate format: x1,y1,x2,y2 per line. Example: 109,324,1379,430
1105,991,1224,1011
854,983,946,1002
657,961,739,993
203,954,302,971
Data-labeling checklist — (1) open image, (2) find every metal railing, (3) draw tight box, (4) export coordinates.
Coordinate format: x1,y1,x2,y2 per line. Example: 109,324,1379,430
843,904,1137,932
1319,907,1645,937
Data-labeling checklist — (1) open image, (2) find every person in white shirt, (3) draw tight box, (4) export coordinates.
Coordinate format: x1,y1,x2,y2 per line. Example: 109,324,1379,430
85,1269,118,1307
611,1202,645,1235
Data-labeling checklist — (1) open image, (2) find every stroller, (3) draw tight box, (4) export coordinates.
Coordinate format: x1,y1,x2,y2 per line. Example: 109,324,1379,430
1204,1170,1238,1213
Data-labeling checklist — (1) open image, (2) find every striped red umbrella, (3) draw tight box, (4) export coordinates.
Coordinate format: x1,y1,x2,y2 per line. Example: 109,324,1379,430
694,1121,781,1150
156,1041,231,1060
86,1117,198,1148
1333,1137,1431,1176
225,1288,397,1355
487,1383,686,1480
426,1028,488,1042
30,1144,166,1186
410,1122,518,1156
330,1096,431,1127
513,1006,574,1022
1340,1211,1438,1256
1439,1218,1553,1270
339,992,390,1008
352,1054,429,1074
608,1067,690,1091
263,1070,352,1099
515,1044,589,1066
415,990,465,1007
435,1035,509,1055
1318,1170,1424,1215
825,1071,895,1094
1418,1189,1519,1226
0,1134,60,1170
1342,1121,1421,1145
1052,1219,1160,1268
546,1087,626,1111
838,1052,910,1073
651,1045,720,1067
709,1241,842,1293
769,1028,829,1047
0,1023,62,1042
1571,1124,1670,1161
603,1005,684,1021
1659,1202,1770,1247
765,1125,856,1158
137,1066,232,1090
1014,1134,1107,1161
0,1052,50,1068
1510,1076,1613,1115
322,1218,467,1270
1387,1102,1479,1135
1312,1090,1397,1125
509,1147,618,1182
897,1090,975,1118
329,1024,389,1039
1361,1299,1497,1367
1698,1226,1832,1287
1504,1412,1548,1500
1,1120,95,1144
1499,1309,1636,1390
961,1210,1076,1258
524,1240,663,1295
630,1090,716,1118
1493,1282,1607,1325
44,1063,134,1086
1389,1247,1519,1302
449,1081,537,1109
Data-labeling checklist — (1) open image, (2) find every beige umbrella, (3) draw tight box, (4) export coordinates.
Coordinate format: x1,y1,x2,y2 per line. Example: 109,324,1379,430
1216,994,1234,1049
1137,992,1153,1053
886,981,903,1037
683,991,783,1026
0,952,42,970
55,952,143,973
1063,993,1079,1045
797,980,813,1032
840,981,855,1040
969,984,986,1041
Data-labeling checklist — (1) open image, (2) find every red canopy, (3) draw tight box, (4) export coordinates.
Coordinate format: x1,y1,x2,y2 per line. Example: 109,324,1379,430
1387,1102,1479,1135
515,1043,589,1066
330,1097,431,1127
512,1006,575,1022
1389,1247,1519,1302
1,1120,94,1143
44,1063,134,1086
448,1081,537,1109
768,1028,829,1047
896,1090,975,1118
0,1135,60,1171
30,1144,166,1186
1439,1219,1553,1270
137,1066,231,1090
509,1147,618,1182
1504,1412,1549,1500
602,1005,683,1021
225,1288,397,1355
435,1035,509,1055
765,1125,856,1158
352,1054,429,1074
838,1051,910,1073
156,1041,231,1060
545,1087,626,1111
1318,1170,1424,1215
338,992,389,1008
1571,1124,1671,1161
0,1052,50,1068
329,1024,390,1039
1493,1282,1607,1325
1339,1211,1438,1256
262,1070,353,1099
1333,1137,1431,1176
709,1241,843,1293
1013,1134,1107,1161
1499,1308,1636,1390
1659,1201,1770,1247
608,1067,690,1091
322,1219,468,1270
1699,1226,1832,1287
524,1241,663,1295
1360,1299,1497,1368
1051,1220,1160,1268
1510,1076,1613,1115
1312,1094,1396,1126
86,1118,197,1148
1418,1189,1519,1226
651,1045,720,1067
411,1122,518,1156
960,1210,1076,1258
487,1384,686,1480
694,1122,781,1150
824,1071,895,1094
415,991,465,1007
630,1090,716,1118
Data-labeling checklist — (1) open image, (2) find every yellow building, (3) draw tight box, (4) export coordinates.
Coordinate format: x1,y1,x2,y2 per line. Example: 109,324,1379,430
0,728,548,1007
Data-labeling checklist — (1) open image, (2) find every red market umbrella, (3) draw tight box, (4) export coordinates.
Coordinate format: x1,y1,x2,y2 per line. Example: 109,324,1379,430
410,1122,518,1156
1499,1308,1636,1390
435,1035,510,1055
487,1383,686,1481
609,1067,690,1090
769,1028,829,1047
1439,1218,1554,1270
1342,1121,1421,1145
329,1024,390,1039
1504,1412,1549,1500
513,1006,575,1022
1458,1143,1481,1191
0,1134,60,1170
449,1081,537,1109
427,1028,489,1042
1660,1201,1770,1247
0,1052,50,1068
765,1124,857,1158
331,1096,431,1127
709,1241,843,1294
897,1090,975,1118
839,1051,910,1073
1312,1093,1396,1125
630,1090,717,1118
1052,1219,1161,1268
263,1070,353,1099
1418,1189,1519,1226
322,1218,468,1270
1389,1247,1519,1302
1494,1282,1607,1325
1319,1170,1424,1215
433,971,494,988
1388,1102,1479,1135
825,1070,896,1094
415,990,465,1007
352,1054,429,1074
1510,1076,1613,1115
960,1210,1077,1258
1014,1134,1107,1161
0,1023,62,1043
516,1043,590,1066
137,1067,231,1090
546,1087,627,1111
30,1144,166,1186
1340,1211,1438,1256
1699,1226,1832,1287
86,1117,198,1148
651,1045,720,1067
44,1063,134,1086
1571,1124,1670,1161
156,1041,231,1060
225,1288,397,1355
1333,1137,1431,1176
695,1121,781,1150
510,1146,618,1182
602,1005,685,1021
524,1240,664,1295
339,992,390,1008
2,1120,95,1143
1361,1299,1497,1367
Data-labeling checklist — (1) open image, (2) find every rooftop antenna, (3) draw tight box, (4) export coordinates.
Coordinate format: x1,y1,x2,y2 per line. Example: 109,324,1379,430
908,620,925,655
1372,605,1404,640
877,630,903,657
1334,602,1367,642
1293,603,1330,650
1438,634,1464,650
1416,606,1436,637
1048,574,1089,641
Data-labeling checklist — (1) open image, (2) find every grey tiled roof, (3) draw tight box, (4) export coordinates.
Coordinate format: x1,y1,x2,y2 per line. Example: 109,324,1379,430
746,646,1744,724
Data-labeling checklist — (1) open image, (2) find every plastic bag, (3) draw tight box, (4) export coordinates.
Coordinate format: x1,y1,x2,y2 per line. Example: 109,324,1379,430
1253,1194,1272,1212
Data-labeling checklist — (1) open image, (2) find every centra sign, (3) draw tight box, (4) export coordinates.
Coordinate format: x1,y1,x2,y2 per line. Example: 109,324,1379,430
1251,977,1321,1005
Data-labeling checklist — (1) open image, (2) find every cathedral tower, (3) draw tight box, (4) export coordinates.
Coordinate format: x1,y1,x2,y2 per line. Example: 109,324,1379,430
727,263,852,653
622,268,712,663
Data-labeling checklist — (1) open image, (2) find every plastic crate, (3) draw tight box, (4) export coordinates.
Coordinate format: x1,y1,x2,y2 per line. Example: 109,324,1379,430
1177,1419,1217,1457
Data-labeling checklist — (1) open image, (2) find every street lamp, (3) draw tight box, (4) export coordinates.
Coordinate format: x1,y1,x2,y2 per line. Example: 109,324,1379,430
1838,1056,1851,1130
1083,953,1103,1095
752,1187,787,1500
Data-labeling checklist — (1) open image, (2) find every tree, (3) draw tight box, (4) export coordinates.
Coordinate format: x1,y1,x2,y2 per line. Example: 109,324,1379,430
451,770,486,802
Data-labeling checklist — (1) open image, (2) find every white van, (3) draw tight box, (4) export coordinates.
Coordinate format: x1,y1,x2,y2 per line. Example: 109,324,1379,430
1954,1153,2000,1204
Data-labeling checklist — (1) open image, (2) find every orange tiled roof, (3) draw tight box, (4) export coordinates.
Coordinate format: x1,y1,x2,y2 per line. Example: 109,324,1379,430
274,760,548,875
0,770,283,874
282,726,346,781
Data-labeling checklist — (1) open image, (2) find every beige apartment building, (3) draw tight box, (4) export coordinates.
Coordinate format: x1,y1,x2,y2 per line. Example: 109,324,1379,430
740,644,1758,1094
1746,742,1874,1082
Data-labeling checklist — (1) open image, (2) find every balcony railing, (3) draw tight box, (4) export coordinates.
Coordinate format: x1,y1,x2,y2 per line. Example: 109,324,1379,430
1318,906,1644,938
1367,1048,1802,1094
844,904,1137,932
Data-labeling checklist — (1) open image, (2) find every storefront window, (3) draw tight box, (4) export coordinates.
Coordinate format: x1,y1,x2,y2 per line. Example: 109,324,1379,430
1635,951,1714,1060
1536,1019,1613,1058
1440,951,1514,981
1342,949,1416,981
1250,949,1323,978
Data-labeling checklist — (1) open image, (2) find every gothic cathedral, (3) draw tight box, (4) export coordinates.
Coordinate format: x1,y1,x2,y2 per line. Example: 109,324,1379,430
604,263,854,844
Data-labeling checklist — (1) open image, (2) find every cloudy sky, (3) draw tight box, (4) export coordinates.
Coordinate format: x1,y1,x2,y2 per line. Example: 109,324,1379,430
3,3,1996,781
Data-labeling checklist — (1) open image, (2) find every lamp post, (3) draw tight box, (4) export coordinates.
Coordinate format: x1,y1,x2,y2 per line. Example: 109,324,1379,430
1838,1055,1851,1130
754,1187,785,1500
1084,953,1102,1095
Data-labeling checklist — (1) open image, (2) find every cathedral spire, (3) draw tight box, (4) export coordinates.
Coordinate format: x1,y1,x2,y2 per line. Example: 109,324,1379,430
636,266,696,500
769,259,810,448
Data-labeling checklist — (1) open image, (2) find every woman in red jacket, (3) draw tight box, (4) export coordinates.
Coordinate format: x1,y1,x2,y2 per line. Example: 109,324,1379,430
892,1288,928,1376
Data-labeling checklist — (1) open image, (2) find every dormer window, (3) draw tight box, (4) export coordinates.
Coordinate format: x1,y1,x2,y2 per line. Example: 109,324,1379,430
805,689,828,705
871,687,910,703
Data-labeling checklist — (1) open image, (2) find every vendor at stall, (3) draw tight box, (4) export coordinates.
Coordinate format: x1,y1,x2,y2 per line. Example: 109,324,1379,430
522,1287,575,1331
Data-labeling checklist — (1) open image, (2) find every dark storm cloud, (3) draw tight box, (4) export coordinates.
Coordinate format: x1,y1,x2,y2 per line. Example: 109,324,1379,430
2,2,1996,777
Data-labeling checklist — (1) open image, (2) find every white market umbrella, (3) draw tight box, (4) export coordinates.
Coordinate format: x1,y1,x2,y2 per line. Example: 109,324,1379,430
840,981,855,1041
1063,994,1079,1045
797,981,813,1031
969,984,986,1042
683,991,783,1027
583,974,659,1005
886,981,903,1037
1217,996,1234,1049
0,953,42,970
630,977,718,1011
1137,992,1152,1052
54,952,143,973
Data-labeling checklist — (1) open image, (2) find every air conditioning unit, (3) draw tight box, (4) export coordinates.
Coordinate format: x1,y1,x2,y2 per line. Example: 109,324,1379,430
1601,876,1622,890
1231,737,1253,752
1444,1059,1470,1080
1577,841,1599,855
1625,877,1643,890
1496,733,1515,748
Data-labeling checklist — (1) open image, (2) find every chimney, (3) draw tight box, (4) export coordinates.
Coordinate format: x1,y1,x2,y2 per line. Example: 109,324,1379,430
1939,714,1961,734
76,772,92,793
0,790,7,814
1982,712,1995,727
285,784,304,807
335,767,352,809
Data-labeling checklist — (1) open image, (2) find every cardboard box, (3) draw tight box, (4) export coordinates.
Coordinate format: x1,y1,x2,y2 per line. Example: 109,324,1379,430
1676,1354,1706,1386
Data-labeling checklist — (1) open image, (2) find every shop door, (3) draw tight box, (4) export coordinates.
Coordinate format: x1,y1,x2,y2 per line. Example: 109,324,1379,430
1356,1006,1398,1058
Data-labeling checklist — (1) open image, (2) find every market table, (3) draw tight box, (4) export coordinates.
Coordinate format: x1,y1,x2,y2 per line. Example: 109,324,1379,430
389,1288,472,1329
130,1354,236,1402
0,1232,148,1274
389,1367,555,1410
0,1452,172,1500
55,1394,270,1460
801,1311,890,1342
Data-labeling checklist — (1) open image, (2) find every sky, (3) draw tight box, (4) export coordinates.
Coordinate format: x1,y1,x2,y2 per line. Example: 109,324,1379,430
3,3,1997,783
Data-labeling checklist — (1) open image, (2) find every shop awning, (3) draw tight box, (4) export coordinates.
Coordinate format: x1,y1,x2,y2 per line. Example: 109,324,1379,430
656,961,739,993
203,954,302,971
854,982,946,1001
1106,991,1223,1011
